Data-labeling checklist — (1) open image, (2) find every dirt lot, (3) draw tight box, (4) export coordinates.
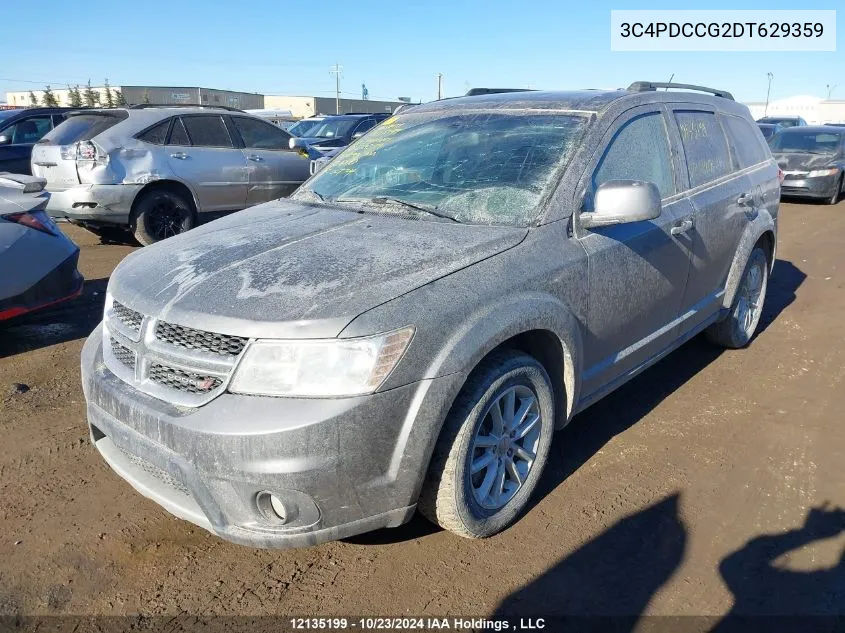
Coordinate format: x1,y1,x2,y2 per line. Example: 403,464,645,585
1,201,844,626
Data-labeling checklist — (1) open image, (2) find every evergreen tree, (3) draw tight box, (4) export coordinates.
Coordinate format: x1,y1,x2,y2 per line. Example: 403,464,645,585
142,88,151,104
115,90,127,107
104,79,115,108
28,91,38,107
83,80,96,107
68,85,82,108
42,85,59,107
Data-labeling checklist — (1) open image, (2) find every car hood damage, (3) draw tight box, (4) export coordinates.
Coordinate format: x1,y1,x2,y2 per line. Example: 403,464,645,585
773,152,838,171
109,199,527,339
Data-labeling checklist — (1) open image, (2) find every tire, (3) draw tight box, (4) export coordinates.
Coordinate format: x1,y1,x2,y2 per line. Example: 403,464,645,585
827,174,843,206
130,188,195,246
706,245,769,349
418,350,556,539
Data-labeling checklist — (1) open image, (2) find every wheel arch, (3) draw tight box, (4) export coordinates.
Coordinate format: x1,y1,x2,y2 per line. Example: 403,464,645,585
130,179,199,220
722,212,777,310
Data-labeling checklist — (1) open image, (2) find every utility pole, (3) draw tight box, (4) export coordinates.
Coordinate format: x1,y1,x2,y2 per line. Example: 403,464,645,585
329,63,342,114
764,72,774,115
436,73,443,100
827,84,837,99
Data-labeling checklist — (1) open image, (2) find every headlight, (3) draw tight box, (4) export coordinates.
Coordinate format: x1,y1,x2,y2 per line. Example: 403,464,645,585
228,327,414,397
289,137,297,149
808,168,839,178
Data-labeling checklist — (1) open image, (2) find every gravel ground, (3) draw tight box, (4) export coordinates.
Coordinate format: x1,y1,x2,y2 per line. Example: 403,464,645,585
1,201,843,628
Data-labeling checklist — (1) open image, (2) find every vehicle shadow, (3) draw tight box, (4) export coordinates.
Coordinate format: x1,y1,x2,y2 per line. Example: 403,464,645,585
494,493,686,629
0,277,108,359
351,258,804,547
712,503,845,632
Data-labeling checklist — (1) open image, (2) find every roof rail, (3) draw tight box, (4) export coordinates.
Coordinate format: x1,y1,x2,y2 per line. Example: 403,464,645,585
128,104,244,112
627,81,734,101
465,88,535,97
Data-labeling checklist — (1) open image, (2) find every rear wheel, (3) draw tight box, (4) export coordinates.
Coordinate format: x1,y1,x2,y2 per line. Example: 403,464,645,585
418,350,555,538
706,246,769,348
827,174,843,205
130,188,195,246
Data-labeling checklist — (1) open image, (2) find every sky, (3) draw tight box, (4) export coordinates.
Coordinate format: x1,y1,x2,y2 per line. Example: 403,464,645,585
0,0,842,105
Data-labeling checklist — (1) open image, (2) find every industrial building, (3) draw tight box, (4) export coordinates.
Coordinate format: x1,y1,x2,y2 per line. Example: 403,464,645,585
264,95,406,118
5,85,263,109
744,95,845,125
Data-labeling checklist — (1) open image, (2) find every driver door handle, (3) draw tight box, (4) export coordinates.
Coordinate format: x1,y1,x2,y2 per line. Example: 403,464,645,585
737,192,753,207
670,219,694,236
170,152,189,160
246,154,263,162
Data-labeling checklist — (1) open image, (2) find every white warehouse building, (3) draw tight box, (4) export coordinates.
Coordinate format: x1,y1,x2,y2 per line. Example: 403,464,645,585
744,95,845,125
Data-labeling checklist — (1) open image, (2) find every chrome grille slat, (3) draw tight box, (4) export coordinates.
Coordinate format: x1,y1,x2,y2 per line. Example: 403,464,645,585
154,321,247,356
148,363,224,395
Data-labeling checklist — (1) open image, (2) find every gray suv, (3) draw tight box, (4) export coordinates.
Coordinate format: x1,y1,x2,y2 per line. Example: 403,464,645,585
31,106,311,245
81,82,779,547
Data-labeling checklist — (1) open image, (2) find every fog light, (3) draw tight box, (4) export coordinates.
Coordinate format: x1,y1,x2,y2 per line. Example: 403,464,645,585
256,491,296,525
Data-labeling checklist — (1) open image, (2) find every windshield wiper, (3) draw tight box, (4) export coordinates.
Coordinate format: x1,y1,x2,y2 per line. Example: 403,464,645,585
368,197,461,223
296,189,325,202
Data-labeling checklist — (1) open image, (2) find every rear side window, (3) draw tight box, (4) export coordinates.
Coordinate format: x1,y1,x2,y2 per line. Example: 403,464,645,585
722,115,769,169
594,112,676,199
42,113,127,145
674,111,732,188
2,116,52,144
182,115,232,148
231,116,291,150
137,119,171,145
168,118,190,145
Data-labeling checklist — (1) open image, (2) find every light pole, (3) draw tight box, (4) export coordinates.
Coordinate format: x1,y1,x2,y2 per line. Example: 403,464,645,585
764,72,774,116
436,73,443,100
827,84,837,99
329,64,342,114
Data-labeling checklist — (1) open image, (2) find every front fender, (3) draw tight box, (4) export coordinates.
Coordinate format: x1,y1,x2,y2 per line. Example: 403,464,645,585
722,208,777,311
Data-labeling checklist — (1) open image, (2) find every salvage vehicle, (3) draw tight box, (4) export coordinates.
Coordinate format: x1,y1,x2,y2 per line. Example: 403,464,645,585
0,107,73,175
289,113,390,155
31,105,311,245
757,122,783,141
770,126,845,204
756,115,808,128
0,173,83,321
82,82,779,548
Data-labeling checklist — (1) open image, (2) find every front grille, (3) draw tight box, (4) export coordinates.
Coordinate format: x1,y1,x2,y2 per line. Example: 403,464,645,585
118,447,190,496
148,363,223,395
110,338,135,369
112,301,143,331
154,321,247,357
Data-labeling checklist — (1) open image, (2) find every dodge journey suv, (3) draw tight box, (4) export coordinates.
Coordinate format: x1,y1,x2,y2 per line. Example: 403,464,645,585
31,105,311,245
81,82,779,548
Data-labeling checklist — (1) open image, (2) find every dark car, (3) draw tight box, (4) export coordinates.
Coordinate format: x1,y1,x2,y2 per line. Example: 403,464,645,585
756,116,807,128
289,113,391,157
770,126,845,204
757,122,784,140
0,108,77,174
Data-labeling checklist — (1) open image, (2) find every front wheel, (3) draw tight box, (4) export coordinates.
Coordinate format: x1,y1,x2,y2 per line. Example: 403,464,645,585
130,188,195,246
418,350,555,538
706,245,769,348
827,174,843,205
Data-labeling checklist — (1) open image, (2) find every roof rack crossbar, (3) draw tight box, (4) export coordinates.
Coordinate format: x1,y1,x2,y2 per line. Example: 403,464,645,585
128,104,244,112
627,81,734,101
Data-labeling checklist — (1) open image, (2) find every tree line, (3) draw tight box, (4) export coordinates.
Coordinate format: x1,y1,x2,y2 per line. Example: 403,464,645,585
26,79,150,108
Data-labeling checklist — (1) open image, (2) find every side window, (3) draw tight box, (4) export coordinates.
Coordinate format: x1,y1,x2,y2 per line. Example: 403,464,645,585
721,115,769,169
4,116,53,144
232,117,292,150
168,118,190,146
137,119,171,145
51,114,66,128
674,111,732,188
594,112,676,199
181,115,233,148
353,118,377,136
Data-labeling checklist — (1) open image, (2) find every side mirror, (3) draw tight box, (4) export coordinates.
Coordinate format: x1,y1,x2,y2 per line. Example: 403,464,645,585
351,131,364,140
580,180,662,229
0,134,11,146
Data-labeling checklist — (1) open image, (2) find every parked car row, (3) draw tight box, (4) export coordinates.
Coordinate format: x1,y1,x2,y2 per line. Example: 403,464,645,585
0,107,77,174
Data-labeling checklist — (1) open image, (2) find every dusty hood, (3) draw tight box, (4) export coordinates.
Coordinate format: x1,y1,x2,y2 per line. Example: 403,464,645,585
773,152,837,171
110,200,526,338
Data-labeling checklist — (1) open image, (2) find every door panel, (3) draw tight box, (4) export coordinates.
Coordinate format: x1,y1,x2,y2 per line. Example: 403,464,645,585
577,108,694,398
166,116,248,212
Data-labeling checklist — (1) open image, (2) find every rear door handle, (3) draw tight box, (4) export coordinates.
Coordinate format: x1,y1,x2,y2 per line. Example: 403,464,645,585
246,154,263,162
670,219,694,236
170,152,189,160
737,192,753,207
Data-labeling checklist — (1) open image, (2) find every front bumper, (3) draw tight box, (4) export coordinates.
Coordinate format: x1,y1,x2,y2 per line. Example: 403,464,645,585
81,325,464,549
780,174,839,199
46,184,143,224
